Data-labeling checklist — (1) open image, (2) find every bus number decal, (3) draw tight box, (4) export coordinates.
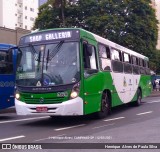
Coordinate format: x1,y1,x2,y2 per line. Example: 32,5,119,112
57,92,68,97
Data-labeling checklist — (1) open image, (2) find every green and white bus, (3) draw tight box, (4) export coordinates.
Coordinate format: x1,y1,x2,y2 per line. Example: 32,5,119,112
15,28,151,118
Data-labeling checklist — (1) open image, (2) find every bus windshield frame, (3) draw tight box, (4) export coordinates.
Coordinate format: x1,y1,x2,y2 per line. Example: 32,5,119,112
16,41,80,88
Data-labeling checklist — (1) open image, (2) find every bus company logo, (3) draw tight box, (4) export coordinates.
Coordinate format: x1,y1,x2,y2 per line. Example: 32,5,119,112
39,97,44,103
2,144,12,149
0,81,14,87
0,81,4,87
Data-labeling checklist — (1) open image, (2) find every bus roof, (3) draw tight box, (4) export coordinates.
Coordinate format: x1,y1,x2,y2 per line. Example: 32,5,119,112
0,43,16,50
80,28,148,60
21,28,148,60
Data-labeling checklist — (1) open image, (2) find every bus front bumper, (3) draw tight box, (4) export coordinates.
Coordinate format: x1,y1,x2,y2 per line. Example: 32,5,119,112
15,97,83,116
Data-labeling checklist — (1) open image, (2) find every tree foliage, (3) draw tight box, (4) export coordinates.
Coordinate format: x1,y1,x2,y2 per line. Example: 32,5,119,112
34,0,158,72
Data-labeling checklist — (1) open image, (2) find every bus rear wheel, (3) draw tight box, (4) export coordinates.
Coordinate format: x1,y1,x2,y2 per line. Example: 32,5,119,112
134,89,142,106
96,92,110,119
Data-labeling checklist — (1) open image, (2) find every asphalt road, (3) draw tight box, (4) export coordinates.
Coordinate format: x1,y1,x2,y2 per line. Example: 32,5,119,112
1,96,160,152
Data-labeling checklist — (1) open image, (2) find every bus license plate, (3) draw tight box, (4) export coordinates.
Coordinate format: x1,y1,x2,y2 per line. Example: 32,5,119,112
36,107,48,112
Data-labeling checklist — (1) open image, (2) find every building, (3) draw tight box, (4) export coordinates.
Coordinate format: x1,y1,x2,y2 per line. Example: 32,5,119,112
0,0,38,30
152,0,160,50
0,27,30,45
39,0,47,6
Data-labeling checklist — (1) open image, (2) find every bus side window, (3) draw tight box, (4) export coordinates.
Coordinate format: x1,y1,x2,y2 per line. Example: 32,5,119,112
111,48,123,73
83,43,90,69
145,60,150,75
83,43,98,77
146,61,149,68
83,43,97,70
132,56,139,74
99,44,111,71
123,52,132,73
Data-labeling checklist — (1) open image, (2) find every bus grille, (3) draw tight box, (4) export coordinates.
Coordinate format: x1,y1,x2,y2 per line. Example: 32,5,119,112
23,98,64,104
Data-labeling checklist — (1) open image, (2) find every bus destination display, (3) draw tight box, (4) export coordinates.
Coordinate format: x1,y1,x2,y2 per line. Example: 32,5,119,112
19,30,80,45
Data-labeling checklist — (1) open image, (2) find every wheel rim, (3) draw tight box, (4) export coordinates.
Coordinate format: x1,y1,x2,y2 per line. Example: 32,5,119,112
138,91,142,104
138,95,141,104
102,95,108,112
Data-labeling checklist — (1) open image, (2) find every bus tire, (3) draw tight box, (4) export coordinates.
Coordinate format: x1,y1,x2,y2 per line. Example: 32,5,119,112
134,89,142,106
96,92,110,119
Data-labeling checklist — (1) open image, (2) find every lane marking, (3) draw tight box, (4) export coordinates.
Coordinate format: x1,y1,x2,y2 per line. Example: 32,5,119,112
136,111,153,116
0,135,25,142
34,134,66,142
54,124,86,131
92,123,115,129
103,117,125,122
145,100,160,104
0,116,49,124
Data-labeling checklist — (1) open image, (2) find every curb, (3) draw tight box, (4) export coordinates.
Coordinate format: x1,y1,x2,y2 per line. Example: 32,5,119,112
149,92,160,97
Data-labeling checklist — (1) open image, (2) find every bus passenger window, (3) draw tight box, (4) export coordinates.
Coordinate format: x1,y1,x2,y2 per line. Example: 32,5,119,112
132,56,138,65
146,61,149,68
111,48,123,72
123,53,132,73
111,49,121,61
139,59,143,67
123,53,130,63
99,44,111,71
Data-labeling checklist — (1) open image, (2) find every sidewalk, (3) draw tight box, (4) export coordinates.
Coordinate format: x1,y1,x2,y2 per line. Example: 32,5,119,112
149,91,160,97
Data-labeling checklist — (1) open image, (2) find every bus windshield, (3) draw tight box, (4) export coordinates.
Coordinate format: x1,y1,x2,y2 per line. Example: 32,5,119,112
0,50,13,74
16,41,80,87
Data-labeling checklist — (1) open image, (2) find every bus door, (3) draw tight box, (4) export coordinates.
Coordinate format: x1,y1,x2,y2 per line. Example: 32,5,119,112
82,41,103,115
0,49,15,109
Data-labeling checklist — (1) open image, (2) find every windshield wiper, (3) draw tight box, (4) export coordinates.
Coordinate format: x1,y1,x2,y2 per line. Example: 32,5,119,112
37,51,41,72
46,49,49,70
29,44,39,61
45,41,64,70
48,40,64,60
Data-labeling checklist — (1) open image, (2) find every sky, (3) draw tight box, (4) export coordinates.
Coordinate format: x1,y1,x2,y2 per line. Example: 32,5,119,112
39,0,47,6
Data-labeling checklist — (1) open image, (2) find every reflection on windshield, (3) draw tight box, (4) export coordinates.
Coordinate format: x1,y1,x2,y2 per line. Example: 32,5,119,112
16,42,80,87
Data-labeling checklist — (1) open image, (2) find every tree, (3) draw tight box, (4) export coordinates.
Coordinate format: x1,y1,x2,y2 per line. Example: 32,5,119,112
48,0,66,27
34,0,76,29
34,0,158,72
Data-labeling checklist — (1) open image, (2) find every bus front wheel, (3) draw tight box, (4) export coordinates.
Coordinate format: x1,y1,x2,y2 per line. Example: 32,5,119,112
96,92,110,119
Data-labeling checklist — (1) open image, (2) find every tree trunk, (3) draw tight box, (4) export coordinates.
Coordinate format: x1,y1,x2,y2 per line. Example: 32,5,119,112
61,0,65,27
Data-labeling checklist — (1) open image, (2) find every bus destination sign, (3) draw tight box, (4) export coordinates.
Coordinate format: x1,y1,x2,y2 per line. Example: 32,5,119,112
19,30,80,45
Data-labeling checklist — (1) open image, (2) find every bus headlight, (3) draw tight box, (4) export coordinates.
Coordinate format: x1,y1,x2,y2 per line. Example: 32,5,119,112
70,91,78,99
70,82,80,99
15,93,20,99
